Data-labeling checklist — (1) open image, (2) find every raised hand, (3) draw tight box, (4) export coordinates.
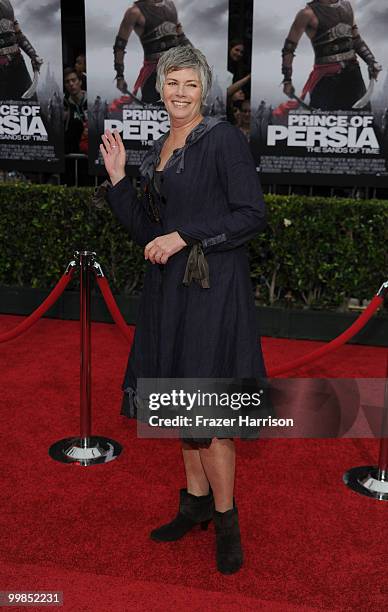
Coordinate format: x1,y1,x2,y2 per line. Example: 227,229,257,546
100,129,126,185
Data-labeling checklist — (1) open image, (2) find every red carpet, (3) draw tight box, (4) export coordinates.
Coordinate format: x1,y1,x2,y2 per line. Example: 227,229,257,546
0,314,387,611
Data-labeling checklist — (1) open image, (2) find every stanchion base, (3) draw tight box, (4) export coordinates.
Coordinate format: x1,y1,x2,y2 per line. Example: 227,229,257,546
343,465,388,501
49,436,122,466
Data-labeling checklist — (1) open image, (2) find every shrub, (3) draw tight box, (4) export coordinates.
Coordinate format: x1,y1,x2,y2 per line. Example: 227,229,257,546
0,184,386,310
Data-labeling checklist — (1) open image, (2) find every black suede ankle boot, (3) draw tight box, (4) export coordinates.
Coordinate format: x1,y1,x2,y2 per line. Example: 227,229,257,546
150,488,214,542
213,505,243,574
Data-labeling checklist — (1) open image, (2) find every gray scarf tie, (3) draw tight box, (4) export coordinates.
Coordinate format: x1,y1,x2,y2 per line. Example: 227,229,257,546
183,244,210,289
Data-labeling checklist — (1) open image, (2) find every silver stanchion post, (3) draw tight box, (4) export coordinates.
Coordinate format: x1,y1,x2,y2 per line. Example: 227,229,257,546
80,250,92,441
343,367,388,501
49,250,122,466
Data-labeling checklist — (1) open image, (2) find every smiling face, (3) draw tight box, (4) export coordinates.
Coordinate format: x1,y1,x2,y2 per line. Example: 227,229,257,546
230,44,244,62
162,67,203,124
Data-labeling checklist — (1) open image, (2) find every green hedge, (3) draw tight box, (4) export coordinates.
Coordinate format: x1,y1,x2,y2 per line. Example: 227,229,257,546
0,183,386,310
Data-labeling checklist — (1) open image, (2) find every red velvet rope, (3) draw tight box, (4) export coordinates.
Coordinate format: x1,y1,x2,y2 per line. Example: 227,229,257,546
0,269,75,343
7,265,381,377
95,275,132,342
96,273,385,376
268,294,384,376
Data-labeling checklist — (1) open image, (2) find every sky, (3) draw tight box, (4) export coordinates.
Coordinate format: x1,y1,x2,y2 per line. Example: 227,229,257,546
251,0,388,107
85,0,229,102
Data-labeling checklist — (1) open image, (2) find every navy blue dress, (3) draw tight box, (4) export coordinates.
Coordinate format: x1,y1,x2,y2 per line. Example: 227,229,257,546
106,116,267,442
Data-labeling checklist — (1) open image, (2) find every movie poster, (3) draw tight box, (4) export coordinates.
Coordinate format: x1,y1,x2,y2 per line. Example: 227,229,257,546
0,0,64,172
85,0,229,176
250,0,388,186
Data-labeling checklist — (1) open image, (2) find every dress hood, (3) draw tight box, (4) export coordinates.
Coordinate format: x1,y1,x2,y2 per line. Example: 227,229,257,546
139,115,227,180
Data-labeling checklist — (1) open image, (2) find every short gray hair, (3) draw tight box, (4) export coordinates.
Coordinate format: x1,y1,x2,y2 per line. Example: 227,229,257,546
156,46,212,105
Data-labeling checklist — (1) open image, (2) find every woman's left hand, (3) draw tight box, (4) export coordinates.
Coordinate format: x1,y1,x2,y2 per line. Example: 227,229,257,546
144,232,187,264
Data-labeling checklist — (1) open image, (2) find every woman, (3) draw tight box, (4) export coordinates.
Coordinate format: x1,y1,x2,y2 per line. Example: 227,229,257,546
100,46,267,575
228,39,249,84
226,39,251,124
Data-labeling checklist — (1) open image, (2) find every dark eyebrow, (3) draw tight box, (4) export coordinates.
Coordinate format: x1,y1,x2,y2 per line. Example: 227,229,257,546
166,78,200,83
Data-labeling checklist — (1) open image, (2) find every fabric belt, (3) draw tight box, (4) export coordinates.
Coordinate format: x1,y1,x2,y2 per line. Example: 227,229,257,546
315,49,356,64
143,37,178,58
0,44,18,56
144,52,163,61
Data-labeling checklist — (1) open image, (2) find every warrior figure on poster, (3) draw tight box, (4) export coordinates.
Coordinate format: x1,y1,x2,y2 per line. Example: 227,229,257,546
113,0,191,104
0,0,43,100
281,0,382,111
